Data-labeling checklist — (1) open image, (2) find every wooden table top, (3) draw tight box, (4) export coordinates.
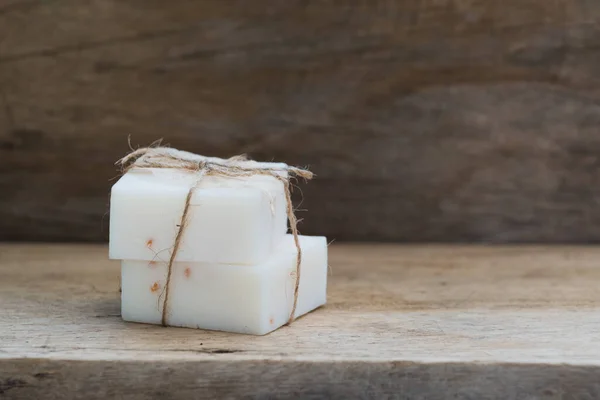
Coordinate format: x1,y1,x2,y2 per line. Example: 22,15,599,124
1,244,600,399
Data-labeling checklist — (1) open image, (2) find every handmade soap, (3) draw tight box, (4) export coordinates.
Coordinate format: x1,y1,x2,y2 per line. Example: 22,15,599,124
120,235,327,335
109,168,287,264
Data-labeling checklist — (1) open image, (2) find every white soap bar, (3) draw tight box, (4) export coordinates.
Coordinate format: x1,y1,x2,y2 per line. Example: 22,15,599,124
120,235,327,335
109,168,287,264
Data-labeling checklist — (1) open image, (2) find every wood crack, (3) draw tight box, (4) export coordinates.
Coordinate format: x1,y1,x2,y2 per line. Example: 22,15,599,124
0,378,27,394
2,345,246,354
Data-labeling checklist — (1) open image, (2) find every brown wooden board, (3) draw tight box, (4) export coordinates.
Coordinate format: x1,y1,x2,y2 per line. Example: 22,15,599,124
2,244,600,398
2,1,600,242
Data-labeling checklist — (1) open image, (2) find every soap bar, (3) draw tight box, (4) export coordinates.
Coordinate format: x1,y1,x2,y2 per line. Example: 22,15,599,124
120,235,327,335
109,168,287,264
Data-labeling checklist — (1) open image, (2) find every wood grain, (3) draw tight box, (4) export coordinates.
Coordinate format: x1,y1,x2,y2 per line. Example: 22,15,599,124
2,244,600,398
2,1,600,242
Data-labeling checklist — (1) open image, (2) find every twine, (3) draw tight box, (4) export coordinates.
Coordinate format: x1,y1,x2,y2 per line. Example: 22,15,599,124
117,147,313,327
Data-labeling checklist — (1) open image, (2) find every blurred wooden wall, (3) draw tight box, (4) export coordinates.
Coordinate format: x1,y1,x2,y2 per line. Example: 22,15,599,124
1,0,600,242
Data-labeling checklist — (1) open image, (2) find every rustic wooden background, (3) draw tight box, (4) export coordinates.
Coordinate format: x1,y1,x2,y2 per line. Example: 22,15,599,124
1,0,600,243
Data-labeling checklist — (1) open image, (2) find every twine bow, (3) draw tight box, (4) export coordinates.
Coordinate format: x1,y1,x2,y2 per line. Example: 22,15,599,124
117,147,313,327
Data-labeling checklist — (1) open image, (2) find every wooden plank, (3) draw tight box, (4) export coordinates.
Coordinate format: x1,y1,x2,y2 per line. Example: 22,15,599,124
2,1,600,242
2,244,600,398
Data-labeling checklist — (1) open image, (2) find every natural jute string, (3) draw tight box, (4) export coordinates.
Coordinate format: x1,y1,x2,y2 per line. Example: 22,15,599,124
117,147,313,327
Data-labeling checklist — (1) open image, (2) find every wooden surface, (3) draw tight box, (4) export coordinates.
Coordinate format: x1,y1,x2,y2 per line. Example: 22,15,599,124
2,1,600,243
2,244,600,399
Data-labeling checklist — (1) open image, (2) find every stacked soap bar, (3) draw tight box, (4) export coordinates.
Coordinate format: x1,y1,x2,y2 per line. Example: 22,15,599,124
110,168,288,264
109,166,327,335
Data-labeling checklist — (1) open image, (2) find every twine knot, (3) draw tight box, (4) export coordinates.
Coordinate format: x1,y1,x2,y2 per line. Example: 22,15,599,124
117,146,313,327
